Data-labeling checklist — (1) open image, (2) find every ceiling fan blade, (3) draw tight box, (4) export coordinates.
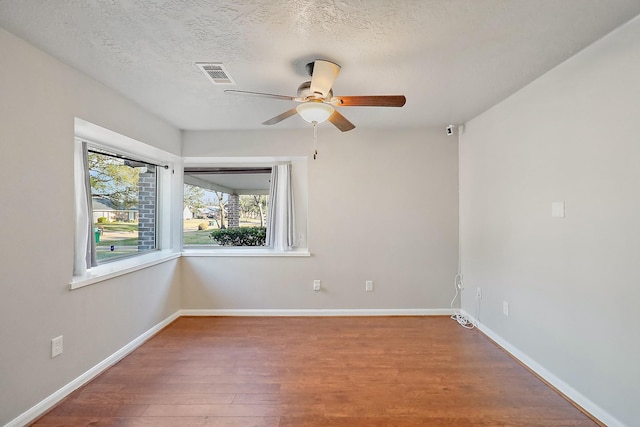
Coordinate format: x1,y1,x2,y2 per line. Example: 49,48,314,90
334,95,406,107
310,60,341,99
328,110,355,132
262,108,298,125
225,89,295,101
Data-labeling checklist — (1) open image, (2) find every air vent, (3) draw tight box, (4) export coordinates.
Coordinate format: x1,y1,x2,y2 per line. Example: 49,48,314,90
196,62,236,85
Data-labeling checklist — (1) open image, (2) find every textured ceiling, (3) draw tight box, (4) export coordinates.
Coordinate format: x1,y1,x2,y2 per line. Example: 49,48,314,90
1,0,639,131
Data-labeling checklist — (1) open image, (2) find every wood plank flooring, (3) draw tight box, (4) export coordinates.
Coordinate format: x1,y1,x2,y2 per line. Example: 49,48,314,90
31,316,599,426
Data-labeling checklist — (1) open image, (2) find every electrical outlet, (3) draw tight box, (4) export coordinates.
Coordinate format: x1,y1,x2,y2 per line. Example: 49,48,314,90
51,336,63,358
503,301,509,316
313,280,321,292
365,280,373,292
476,287,482,299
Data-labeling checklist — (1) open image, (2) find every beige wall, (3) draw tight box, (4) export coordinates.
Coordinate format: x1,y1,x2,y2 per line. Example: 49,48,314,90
460,16,640,426
12,10,639,425
4,9,638,424
0,28,182,424
181,128,459,310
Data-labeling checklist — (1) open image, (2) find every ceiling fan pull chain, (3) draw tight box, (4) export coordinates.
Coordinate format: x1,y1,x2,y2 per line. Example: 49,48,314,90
313,121,318,160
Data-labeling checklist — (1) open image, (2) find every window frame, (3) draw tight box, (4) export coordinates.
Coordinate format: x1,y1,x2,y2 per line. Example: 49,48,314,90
181,156,310,257
71,118,181,289
183,166,271,248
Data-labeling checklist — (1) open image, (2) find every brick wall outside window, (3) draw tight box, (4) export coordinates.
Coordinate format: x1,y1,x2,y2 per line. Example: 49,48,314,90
138,170,156,250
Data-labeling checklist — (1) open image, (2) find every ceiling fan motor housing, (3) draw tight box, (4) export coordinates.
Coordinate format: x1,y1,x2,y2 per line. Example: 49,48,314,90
297,81,332,101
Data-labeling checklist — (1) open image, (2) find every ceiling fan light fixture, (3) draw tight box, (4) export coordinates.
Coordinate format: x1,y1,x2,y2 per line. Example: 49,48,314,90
296,102,334,124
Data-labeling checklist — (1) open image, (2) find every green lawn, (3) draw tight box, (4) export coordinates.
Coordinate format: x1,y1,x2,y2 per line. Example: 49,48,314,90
97,222,138,232
183,229,217,245
182,218,266,246
95,222,139,247
96,237,138,246
94,220,265,247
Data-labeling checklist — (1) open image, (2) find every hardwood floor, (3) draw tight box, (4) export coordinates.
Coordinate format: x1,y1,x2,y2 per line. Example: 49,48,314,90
31,316,599,426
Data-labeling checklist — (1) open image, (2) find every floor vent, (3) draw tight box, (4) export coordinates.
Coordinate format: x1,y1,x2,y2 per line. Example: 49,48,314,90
196,62,235,85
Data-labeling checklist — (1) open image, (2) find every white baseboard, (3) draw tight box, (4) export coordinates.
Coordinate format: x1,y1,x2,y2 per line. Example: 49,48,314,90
180,308,454,317
461,310,622,427
6,311,181,427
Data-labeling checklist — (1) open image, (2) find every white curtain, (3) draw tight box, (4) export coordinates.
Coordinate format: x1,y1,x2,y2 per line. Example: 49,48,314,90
73,141,97,275
266,164,296,251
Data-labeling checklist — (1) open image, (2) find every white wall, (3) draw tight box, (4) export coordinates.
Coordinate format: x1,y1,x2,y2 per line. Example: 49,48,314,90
5,8,635,424
0,28,182,424
460,16,640,427
182,128,459,311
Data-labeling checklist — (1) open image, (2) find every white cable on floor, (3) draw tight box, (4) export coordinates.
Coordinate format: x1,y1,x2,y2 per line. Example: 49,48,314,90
450,273,474,329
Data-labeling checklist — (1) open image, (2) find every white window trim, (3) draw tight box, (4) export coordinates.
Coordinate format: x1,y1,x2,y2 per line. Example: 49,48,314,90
71,247,308,289
70,127,311,289
70,250,180,290
71,118,182,289
182,248,310,257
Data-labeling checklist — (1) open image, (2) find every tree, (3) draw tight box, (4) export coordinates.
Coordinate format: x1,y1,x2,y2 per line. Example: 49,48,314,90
253,195,267,227
88,152,142,210
240,195,267,227
214,191,227,229
183,184,206,212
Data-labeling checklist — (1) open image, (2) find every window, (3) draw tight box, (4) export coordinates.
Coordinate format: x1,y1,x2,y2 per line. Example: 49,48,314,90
183,166,270,247
88,148,158,262
72,118,180,287
182,157,309,254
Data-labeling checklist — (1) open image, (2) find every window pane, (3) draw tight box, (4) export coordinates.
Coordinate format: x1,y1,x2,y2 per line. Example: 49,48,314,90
88,149,157,262
183,185,268,247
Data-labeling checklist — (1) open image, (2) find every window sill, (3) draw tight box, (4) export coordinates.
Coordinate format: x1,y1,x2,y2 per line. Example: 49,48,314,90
70,250,181,290
182,248,311,257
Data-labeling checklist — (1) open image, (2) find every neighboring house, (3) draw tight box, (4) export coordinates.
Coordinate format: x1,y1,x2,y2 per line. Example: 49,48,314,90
92,196,137,223
182,206,193,220
200,208,211,218
193,206,220,219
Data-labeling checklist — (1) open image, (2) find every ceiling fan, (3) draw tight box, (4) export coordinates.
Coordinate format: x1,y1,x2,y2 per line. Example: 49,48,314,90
225,59,406,132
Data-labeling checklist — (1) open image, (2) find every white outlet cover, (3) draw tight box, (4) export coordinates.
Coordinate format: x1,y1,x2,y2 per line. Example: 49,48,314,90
313,280,321,291
365,280,373,292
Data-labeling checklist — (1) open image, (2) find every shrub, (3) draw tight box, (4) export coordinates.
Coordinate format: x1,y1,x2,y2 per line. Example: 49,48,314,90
198,222,209,231
97,217,108,224
209,227,266,246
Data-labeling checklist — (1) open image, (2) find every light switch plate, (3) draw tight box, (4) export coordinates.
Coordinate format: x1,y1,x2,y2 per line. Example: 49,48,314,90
551,201,565,218
51,336,63,358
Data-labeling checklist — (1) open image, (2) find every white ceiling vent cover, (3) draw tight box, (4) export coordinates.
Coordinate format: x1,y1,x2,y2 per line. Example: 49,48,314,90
196,62,235,85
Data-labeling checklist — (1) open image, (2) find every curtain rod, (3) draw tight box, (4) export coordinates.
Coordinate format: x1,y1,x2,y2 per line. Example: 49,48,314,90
184,167,272,174
87,148,169,169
